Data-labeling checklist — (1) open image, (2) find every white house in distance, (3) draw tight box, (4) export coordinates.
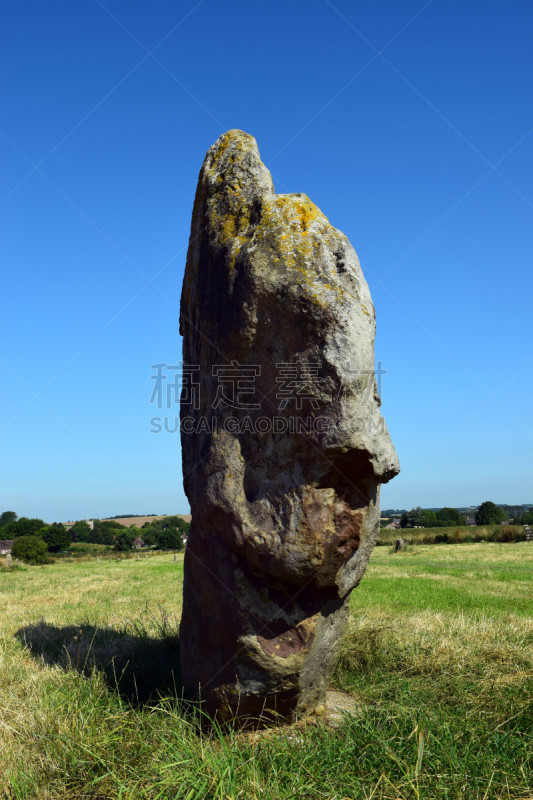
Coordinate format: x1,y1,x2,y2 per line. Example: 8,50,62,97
0,540,14,555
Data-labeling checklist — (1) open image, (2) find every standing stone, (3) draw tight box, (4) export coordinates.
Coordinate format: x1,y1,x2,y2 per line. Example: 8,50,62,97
179,130,399,722
5,553,12,568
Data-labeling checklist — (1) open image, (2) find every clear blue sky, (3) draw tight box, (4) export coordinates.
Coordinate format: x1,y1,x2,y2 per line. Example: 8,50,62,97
1,0,532,522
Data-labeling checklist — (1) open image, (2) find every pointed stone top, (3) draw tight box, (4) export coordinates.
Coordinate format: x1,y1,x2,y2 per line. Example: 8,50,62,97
201,129,275,202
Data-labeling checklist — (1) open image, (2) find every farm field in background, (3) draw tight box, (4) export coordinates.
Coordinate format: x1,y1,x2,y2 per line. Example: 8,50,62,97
377,524,528,547
1,543,531,799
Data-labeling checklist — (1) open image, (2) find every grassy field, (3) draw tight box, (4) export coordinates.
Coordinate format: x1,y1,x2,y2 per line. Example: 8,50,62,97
0,543,531,799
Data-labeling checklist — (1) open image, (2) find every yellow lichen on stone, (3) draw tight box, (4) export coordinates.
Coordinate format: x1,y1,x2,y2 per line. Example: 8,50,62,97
272,194,325,238
211,129,246,164
248,194,348,304
205,133,350,299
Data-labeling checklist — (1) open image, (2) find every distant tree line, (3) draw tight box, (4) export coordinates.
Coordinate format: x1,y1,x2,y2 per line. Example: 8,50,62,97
497,504,533,520
70,519,127,545
381,508,408,518
0,511,190,564
399,507,467,528
112,516,189,552
396,501,515,529
504,508,533,525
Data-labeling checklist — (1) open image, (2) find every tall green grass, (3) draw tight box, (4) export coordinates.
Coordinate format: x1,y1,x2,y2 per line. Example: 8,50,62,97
378,524,526,546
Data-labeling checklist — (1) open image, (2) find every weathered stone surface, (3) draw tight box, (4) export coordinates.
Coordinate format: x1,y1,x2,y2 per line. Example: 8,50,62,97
179,130,399,722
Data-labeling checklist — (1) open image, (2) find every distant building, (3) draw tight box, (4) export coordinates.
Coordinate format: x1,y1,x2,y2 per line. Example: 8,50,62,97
466,516,476,526
0,540,13,555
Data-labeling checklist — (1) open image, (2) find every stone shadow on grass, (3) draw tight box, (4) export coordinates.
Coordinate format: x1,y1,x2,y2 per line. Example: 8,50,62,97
15,617,183,706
